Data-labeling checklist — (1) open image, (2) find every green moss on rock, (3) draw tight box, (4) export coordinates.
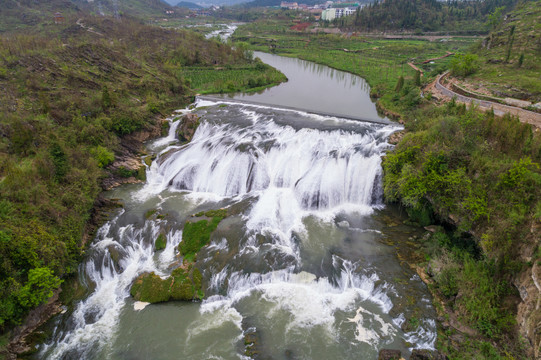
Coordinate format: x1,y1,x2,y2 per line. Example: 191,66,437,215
145,209,158,219
194,209,227,218
130,272,170,303
130,264,204,303
178,216,224,261
144,155,156,167
155,233,167,251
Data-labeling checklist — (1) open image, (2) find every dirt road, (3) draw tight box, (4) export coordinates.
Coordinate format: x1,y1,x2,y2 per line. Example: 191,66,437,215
428,72,541,128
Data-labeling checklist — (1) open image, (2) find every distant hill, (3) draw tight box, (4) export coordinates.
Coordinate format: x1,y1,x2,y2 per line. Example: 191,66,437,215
0,0,81,32
243,0,318,6
75,0,173,18
0,0,173,32
188,0,252,6
176,1,204,9
243,0,372,8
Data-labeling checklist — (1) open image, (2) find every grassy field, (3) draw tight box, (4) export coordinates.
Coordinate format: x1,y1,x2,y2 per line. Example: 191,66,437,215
182,62,287,94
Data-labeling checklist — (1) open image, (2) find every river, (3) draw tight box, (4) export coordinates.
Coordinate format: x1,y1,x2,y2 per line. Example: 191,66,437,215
38,53,436,359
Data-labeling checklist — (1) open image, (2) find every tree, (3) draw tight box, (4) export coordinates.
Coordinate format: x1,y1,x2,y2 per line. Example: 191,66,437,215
487,6,505,30
395,75,405,92
450,53,479,77
414,70,421,86
17,267,62,308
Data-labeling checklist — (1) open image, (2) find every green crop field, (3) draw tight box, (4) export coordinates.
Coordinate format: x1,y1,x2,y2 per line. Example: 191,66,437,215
233,20,476,90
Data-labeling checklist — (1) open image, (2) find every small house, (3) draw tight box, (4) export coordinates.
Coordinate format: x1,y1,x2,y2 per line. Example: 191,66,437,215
54,12,64,24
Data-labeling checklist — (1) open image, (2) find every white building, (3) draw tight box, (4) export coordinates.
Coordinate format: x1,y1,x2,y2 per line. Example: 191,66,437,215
321,8,336,21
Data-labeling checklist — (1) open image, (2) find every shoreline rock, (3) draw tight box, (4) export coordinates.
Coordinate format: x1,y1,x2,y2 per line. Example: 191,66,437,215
176,113,200,143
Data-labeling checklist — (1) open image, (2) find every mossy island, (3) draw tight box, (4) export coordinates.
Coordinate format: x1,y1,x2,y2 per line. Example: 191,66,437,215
130,208,228,304
130,264,203,303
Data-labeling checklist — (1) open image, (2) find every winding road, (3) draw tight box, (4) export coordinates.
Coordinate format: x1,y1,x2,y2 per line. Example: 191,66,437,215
430,72,541,128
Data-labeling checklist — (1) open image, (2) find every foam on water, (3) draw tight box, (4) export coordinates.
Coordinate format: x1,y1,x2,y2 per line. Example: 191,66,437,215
42,217,183,358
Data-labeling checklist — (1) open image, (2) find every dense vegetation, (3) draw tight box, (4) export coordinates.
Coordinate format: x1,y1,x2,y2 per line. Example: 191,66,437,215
0,15,283,331
340,0,517,34
384,101,540,355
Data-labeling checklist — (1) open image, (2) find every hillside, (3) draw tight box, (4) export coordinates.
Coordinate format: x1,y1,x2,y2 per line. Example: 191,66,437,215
243,0,321,7
0,0,81,32
342,0,518,34
0,0,173,33
76,0,173,18
176,1,204,9
467,0,541,102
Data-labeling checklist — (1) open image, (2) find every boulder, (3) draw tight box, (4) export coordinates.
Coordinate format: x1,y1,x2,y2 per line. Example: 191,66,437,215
378,349,401,360
410,349,448,360
176,113,200,142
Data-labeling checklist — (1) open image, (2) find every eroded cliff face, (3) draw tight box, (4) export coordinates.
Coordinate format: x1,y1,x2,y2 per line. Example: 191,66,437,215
515,221,541,359
102,117,168,190
516,264,541,358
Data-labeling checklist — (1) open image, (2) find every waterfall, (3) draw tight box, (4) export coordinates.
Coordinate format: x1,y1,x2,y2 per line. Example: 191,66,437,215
41,101,436,359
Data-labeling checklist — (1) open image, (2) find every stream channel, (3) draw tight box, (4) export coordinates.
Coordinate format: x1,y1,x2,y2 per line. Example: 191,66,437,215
39,52,437,359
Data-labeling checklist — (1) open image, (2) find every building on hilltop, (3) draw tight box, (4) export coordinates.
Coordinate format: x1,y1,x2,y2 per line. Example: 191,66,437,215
54,12,64,24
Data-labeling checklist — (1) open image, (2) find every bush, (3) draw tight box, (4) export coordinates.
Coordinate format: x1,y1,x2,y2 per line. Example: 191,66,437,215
91,145,114,168
457,257,514,338
450,53,480,77
17,267,62,308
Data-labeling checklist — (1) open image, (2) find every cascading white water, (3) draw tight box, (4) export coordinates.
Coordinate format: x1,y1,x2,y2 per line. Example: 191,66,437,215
41,100,436,359
146,103,391,209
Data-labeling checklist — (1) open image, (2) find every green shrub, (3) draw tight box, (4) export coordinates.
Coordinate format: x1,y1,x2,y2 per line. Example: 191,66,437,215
17,267,62,309
437,266,459,298
101,86,112,109
450,53,479,77
116,167,134,178
49,143,69,181
91,145,115,168
457,257,514,338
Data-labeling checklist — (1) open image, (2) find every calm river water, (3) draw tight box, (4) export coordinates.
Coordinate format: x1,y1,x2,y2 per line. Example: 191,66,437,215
38,52,436,360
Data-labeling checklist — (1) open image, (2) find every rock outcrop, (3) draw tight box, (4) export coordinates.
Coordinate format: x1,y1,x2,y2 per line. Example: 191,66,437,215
377,349,402,360
102,118,167,190
176,113,200,143
130,264,203,303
